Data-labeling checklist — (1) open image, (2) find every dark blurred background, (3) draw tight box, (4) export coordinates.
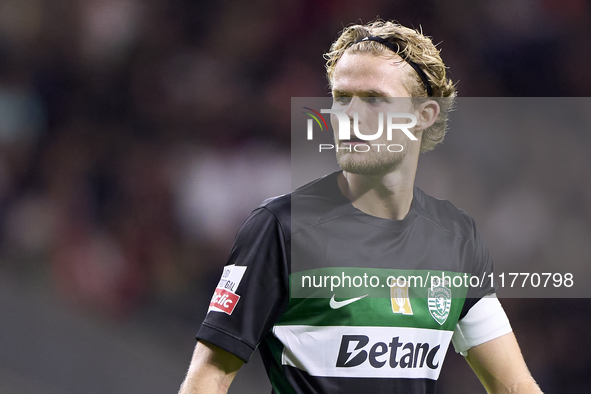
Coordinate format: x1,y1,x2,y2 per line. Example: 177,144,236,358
0,0,590,393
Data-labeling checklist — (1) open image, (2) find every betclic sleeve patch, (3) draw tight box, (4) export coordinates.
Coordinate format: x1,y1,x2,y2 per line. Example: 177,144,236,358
208,264,247,315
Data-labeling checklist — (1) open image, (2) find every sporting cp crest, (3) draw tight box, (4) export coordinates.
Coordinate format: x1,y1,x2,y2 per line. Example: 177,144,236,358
428,281,452,325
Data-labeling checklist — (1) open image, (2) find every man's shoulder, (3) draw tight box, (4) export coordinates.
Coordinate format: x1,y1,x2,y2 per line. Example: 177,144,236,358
253,172,343,233
258,193,291,226
413,187,477,240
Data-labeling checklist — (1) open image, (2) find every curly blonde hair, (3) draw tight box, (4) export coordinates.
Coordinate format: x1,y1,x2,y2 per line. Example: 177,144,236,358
324,20,456,152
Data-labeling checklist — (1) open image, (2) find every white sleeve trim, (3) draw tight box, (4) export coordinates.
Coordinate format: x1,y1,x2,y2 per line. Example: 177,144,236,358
452,294,512,357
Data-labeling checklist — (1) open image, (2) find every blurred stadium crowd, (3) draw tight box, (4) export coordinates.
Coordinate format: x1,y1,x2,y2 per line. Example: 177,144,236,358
0,0,590,393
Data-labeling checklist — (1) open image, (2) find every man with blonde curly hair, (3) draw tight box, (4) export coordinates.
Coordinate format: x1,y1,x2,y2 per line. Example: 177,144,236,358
179,20,542,393
325,21,456,153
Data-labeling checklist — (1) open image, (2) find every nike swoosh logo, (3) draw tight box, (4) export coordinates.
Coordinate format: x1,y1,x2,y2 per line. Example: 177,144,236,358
329,294,369,309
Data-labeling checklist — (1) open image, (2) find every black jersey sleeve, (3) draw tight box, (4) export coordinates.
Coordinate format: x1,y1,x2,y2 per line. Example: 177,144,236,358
196,206,289,362
459,218,497,319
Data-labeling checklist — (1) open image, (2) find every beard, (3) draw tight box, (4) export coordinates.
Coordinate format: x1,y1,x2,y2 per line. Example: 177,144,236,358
335,145,407,175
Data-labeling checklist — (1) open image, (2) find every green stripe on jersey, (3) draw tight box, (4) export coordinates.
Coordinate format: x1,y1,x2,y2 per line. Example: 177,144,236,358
283,267,469,331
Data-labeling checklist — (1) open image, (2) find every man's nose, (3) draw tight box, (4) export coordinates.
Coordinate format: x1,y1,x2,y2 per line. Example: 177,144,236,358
343,97,363,124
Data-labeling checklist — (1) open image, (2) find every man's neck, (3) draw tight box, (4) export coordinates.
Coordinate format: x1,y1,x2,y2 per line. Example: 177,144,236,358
337,170,416,221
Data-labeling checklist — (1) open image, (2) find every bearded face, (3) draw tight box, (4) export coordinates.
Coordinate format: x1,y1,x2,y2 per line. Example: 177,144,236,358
330,52,421,175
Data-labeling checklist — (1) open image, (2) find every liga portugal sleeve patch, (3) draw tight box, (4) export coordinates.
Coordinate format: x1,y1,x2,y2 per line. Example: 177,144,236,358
207,264,247,315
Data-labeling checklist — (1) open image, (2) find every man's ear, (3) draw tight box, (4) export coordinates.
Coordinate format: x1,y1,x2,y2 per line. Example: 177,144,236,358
414,100,440,132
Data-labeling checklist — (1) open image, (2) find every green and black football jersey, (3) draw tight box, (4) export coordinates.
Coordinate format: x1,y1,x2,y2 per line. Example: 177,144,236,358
197,171,497,393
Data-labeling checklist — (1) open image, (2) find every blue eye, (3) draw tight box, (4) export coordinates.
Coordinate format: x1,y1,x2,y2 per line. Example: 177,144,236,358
363,97,380,104
333,96,351,105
